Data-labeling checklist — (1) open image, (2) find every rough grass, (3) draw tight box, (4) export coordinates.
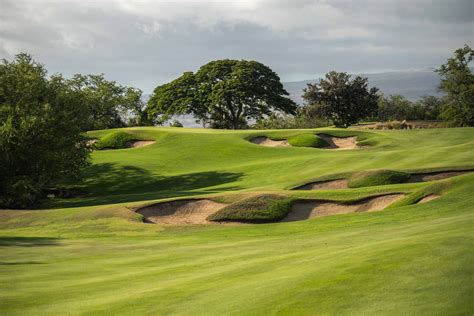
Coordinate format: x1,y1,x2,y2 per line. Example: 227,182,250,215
95,131,139,150
287,133,329,148
208,194,293,223
348,170,411,188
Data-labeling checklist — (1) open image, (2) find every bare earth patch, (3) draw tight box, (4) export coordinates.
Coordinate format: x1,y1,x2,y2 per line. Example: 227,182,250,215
281,194,404,222
318,134,358,150
294,179,348,190
407,171,469,183
250,136,290,147
136,199,227,225
417,194,440,204
127,140,155,148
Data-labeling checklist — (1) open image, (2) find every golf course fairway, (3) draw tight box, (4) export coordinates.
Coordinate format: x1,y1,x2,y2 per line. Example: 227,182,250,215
1,126,473,315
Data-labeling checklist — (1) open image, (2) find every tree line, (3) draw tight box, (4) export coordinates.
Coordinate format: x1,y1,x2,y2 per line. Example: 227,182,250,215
1,46,472,208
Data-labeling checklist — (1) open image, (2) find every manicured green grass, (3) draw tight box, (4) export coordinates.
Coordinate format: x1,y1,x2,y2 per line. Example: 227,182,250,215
95,131,147,150
1,126,473,315
287,133,329,148
208,194,293,223
348,170,411,188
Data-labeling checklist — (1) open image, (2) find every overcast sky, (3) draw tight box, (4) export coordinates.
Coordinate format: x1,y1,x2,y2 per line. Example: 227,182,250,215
1,0,473,93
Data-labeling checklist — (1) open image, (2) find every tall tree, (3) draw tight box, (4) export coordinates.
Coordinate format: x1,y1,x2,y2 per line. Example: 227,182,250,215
377,94,413,121
302,71,379,128
0,54,90,208
436,45,474,126
68,74,147,130
147,60,297,129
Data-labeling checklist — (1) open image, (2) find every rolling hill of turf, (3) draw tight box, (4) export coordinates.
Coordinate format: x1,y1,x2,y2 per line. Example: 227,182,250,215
1,126,473,315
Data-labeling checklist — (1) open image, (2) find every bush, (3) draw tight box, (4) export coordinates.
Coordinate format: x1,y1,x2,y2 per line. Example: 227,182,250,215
170,120,183,127
95,131,138,150
348,170,411,188
208,194,293,223
0,177,40,209
287,134,329,148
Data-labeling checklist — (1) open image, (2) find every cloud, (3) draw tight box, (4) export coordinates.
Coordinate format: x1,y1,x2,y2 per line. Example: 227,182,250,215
1,0,472,92
136,21,162,38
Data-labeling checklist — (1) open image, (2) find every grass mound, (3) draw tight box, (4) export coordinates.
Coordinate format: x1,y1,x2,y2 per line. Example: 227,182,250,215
207,194,293,223
95,131,139,150
287,133,329,148
348,170,411,188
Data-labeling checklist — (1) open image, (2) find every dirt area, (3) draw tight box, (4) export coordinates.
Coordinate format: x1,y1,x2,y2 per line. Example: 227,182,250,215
250,136,290,147
136,199,227,225
281,194,404,222
318,134,358,150
294,179,348,190
407,171,469,183
127,140,155,148
417,194,440,204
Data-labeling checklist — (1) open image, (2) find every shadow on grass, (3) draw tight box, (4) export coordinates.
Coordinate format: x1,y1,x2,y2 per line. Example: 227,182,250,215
0,261,46,265
44,163,244,208
0,236,61,247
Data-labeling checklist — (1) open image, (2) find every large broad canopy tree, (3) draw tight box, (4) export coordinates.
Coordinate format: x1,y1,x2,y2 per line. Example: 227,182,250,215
147,59,297,129
436,44,474,126
0,53,91,208
302,71,379,128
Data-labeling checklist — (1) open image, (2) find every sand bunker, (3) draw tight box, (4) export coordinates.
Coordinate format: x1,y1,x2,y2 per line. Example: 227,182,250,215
136,199,227,225
250,136,290,147
294,170,471,191
408,171,469,183
127,140,155,148
318,134,358,150
417,194,440,204
281,194,404,222
294,179,348,190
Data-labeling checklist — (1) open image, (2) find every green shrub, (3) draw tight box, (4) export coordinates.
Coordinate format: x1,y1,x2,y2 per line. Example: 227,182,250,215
287,134,329,148
0,177,40,209
348,170,411,188
208,194,293,223
170,120,183,127
95,131,138,150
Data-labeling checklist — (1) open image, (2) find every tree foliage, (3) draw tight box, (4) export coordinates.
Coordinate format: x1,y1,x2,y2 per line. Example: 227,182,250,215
436,45,474,126
253,103,330,129
68,74,150,130
376,94,444,121
0,54,91,208
147,59,297,129
302,71,379,128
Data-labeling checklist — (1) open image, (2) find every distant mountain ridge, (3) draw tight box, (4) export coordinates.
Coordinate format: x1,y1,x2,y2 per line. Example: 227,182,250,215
283,69,446,104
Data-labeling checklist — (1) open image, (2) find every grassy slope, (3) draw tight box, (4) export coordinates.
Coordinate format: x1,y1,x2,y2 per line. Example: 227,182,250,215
52,127,474,207
1,127,474,315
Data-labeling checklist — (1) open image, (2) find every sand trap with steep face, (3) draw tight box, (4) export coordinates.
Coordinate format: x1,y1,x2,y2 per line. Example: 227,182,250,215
318,134,358,150
417,194,440,204
251,137,290,147
295,170,472,191
127,140,155,148
294,179,348,190
281,194,404,222
136,199,227,225
408,171,469,183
